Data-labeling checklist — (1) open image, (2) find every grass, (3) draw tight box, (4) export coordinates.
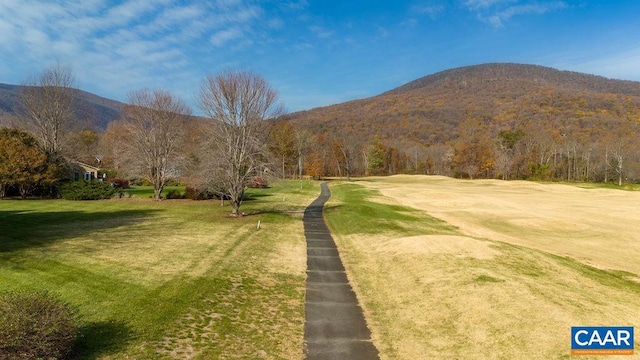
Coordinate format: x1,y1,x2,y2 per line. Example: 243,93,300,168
575,182,640,191
0,180,318,359
324,179,640,360
121,185,185,199
324,183,458,236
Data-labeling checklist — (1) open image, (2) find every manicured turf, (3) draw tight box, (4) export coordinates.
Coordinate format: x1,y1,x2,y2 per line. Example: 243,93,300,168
323,179,640,359
0,180,318,359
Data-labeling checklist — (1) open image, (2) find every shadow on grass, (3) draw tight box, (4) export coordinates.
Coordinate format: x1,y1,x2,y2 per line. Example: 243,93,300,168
0,209,160,252
71,320,132,360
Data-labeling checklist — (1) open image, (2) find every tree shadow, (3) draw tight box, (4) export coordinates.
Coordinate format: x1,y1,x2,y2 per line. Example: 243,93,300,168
0,209,161,252
242,192,271,201
71,320,132,360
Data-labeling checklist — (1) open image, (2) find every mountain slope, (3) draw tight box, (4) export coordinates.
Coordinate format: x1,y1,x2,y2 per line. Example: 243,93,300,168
0,83,124,130
385,63,640,96
285,63,640,145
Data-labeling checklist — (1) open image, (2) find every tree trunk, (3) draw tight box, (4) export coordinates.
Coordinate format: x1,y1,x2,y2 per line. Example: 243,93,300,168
618,162,623,186
154,186,163,201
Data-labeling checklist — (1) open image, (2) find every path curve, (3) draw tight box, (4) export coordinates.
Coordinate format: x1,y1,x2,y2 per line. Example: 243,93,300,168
303,182,380,359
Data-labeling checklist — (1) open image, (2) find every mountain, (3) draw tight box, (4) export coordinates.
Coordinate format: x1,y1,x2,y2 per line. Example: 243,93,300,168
0,83,124,131
285,63,640,145
4,63,639,138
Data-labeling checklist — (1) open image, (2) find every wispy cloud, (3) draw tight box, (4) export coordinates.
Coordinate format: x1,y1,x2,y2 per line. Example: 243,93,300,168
210,28,243,47
412,5,445,20
463,0,567,27
0,0,278,104
309,25,334,39
464,0,516,10
550,45,640,82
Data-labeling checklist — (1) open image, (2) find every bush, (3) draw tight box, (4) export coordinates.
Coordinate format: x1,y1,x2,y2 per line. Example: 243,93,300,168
250,177,268,188
164,189,183,199
107,178,130,189
0,290,78,360
58,180,116,200
185,186,216,200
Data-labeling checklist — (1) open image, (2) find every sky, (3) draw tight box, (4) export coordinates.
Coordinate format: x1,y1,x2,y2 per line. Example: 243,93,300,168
1,0,639,113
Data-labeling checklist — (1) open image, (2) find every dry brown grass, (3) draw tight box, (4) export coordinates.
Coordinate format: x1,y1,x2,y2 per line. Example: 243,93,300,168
367,175,640,276
328,176,640,360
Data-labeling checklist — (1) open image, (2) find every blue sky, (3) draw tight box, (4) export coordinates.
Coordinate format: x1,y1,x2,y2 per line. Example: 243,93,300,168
1,1,639,113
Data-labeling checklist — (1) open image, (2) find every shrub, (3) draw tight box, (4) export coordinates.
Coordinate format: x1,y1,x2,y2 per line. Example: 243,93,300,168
250,177,268,188
165,189,183,199
0,290,78,360
185,186,216,200
108,178,130,189
58,180,116,200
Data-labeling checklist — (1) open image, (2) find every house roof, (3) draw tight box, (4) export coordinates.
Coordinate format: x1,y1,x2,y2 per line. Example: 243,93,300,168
74,161,100,172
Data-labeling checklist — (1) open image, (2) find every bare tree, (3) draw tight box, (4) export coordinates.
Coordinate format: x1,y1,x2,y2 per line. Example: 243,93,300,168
294,128,314,179
198,70,284,216
123,89,191,200
604,125,638,186
19,64,77,157
330,133,361,181
267,120,297,178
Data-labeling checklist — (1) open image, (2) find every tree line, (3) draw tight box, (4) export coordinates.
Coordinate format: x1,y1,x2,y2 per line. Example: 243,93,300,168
0,65,282,216
271,115,640,185
2,64,639,210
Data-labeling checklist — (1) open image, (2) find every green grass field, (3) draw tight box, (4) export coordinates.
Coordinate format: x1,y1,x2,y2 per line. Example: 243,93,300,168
0,180,318,359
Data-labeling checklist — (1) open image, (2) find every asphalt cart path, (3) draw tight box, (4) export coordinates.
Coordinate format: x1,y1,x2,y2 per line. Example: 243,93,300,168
303,182,380,360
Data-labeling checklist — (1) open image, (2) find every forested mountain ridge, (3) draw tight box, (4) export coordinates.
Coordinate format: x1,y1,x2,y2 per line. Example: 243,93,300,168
385,63,640,96
286,63,640,144
283,63,640,181
0,83,124,130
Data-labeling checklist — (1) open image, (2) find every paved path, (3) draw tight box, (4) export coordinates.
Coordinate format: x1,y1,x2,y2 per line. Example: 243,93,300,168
303,183,380,360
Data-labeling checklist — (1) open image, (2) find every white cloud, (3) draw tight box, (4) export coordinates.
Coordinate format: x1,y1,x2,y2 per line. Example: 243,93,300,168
0,0,280,101
559,47,640,82
414,5,445,19
210,28,243,47
489,2,566,27
267,18,284,29
310,25,334,39
463,1,567,27
464,0,516,10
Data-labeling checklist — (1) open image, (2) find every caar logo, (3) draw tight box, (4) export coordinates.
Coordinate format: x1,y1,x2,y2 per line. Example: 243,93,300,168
571,326,634,355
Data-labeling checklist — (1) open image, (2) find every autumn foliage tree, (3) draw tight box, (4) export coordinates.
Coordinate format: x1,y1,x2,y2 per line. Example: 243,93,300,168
0,128,59,198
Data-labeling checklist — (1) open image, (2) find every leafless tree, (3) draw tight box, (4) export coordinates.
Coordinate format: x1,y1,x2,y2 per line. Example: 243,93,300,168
331,132,362,181
198,70,284,216
604,125,639,186
294,128,314,179
122,89,191,200
19,64,77,157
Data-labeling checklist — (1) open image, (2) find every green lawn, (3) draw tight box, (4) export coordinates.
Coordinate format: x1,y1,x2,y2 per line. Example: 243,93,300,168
0,180,318,359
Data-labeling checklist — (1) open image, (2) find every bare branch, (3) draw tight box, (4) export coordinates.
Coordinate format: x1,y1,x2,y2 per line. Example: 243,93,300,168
198,70,284,215
18,64,77,156
122,89,191,200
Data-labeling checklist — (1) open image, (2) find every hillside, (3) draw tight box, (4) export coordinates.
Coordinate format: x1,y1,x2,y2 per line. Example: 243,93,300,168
2,63,640,181
0,83,124,130
285,63,640,145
